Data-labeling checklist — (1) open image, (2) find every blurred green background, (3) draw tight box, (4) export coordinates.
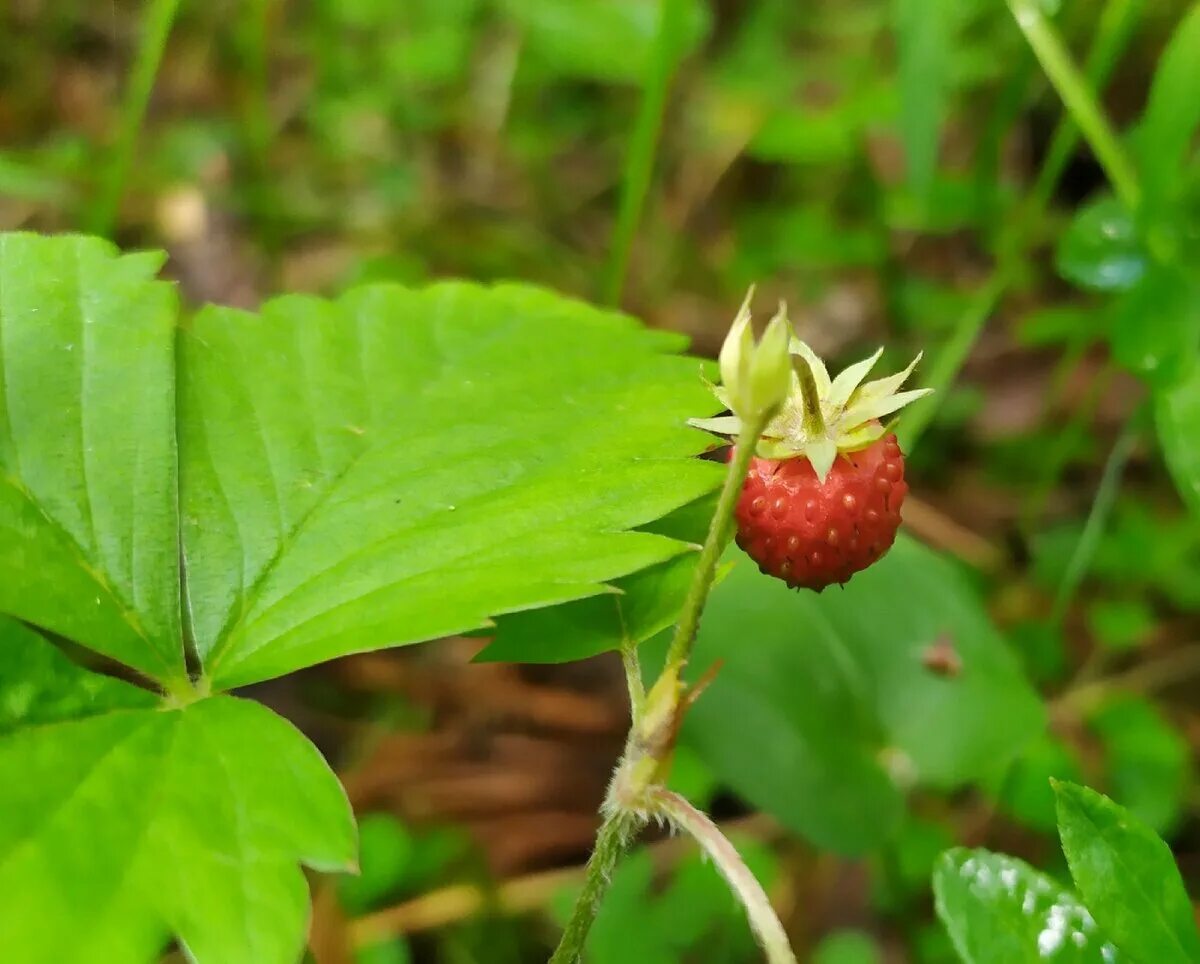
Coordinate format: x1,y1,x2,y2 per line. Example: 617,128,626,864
4,0,1200,961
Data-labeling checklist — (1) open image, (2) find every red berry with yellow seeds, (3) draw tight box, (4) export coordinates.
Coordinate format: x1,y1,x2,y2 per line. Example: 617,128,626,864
691,292,929,592
733,433,907,590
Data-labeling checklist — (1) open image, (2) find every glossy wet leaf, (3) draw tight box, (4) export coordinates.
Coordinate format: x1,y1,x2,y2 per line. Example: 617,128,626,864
1056,196,1145,292
0,234,185,686
0,678,355,964
934,848,1122,962
1157,363,1200,519
674,537,1043,853
1054,781,1200,963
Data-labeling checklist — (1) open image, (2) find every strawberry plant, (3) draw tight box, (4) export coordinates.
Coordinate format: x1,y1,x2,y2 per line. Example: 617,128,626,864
0,231,734,962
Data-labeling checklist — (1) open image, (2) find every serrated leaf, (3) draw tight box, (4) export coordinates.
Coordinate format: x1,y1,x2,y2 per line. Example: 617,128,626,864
933,848,1122,963
0,233,184,686
1056,195,1146,292
673,537,1043,853
1054,781,1200,963
181,283,721,688
0,615,156,732
1157,363,1200,519
0,684,355,964
1132,2,1200,218
477,553,698,663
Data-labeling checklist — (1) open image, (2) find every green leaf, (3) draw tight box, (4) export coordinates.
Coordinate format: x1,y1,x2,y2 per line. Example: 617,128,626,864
1056,196,1146,292
1089,696,1191,834
337,813,416,914
892,0,954,201
1108,263,1200,387
933,848,1122,963
478,553,698,663
0,234,185,686
987,731,1083,833
1085,597,1155,651
500,0,710,84
1132,2,1200,217
675,537,1043,853
1054,780,1200,963
181,283,721,688
812,930,882,964
481,491,719,663
0,687,355,964
1157,363,1200,518
0,615,155,733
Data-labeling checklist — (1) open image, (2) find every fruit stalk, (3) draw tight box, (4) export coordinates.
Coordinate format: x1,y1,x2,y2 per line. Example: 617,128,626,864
664,411,773,675
548,407,775,964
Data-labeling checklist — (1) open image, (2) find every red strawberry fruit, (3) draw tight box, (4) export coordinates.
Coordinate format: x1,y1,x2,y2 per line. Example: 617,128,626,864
692,301,929,591
733,433,907,590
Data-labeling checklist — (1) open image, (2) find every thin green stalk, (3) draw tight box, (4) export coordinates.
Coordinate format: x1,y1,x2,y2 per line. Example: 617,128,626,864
87,0,183,236
602,0,689,307
548,810,641,964
664,413,769,673
1027,0,1144,216
1050,408,1142,626
1007,0,1141,212
899,0,1140,452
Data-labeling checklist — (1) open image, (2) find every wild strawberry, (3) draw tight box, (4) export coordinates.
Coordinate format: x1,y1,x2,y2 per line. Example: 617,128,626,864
692,296,930,591
733,434,907,589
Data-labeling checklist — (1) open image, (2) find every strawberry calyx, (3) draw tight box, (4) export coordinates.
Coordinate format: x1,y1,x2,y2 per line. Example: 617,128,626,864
690,301,932,481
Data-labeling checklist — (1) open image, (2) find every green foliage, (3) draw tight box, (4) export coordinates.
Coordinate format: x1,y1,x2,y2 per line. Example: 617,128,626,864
1131,1,1200,219
812,930,882,964
892,0,955,203
1157,364,1200,519
500,0,710,85
1088,696,1191,834
0,629,355,964
934,848,1120,962
674,537,1043,853
936,782,1200,962
0,233,727,961
1054,781,1200,963
1055,196,1145,292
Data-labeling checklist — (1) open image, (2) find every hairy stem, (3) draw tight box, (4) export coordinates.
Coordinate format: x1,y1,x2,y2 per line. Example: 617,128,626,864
603,0,690,306
664,412,770,674
88,0,182,235
547,809,642,964
653,788,796,964
549,410,771,962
